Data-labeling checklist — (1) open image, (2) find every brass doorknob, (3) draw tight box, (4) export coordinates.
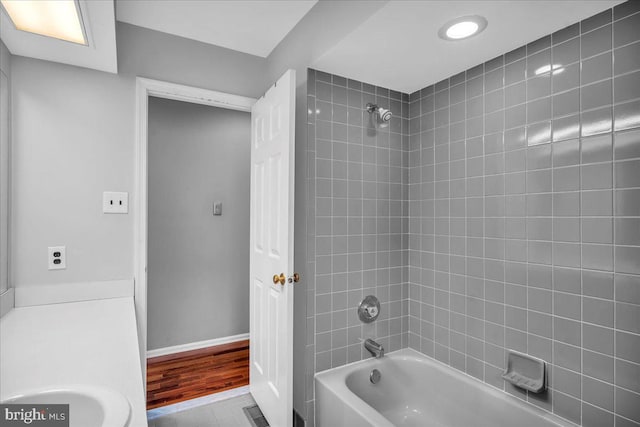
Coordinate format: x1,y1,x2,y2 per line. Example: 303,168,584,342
273,273,286,285
288,273,300,283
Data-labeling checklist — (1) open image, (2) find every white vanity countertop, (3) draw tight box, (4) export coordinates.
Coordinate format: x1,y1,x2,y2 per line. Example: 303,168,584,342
0,297,147,427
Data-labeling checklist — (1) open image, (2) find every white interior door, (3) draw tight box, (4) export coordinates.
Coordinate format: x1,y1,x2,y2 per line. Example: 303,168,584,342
250,69,296,427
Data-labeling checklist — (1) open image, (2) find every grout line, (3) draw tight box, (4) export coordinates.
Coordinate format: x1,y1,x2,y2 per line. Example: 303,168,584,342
611,19,617,427
576,27,583,424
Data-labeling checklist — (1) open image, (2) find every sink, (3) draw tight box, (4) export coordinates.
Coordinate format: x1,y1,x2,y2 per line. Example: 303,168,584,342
1,385,131,427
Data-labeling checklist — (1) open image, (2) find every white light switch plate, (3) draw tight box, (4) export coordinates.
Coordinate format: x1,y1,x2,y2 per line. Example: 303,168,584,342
48,246,66,270
103,191,128,214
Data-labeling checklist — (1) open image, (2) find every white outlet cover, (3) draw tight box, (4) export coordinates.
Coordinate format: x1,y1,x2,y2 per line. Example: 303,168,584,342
48,246,66,270
103,191,128,214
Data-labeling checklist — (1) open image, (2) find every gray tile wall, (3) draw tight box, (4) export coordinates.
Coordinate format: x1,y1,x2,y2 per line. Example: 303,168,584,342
407,3,640,426
305,69,410,425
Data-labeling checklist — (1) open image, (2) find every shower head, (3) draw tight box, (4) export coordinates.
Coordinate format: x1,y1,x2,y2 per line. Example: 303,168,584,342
377,107,392,122
366,103,393,122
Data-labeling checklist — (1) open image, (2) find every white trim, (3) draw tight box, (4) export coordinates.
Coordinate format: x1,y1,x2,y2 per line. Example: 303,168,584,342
14,279,133,307
146,333,249,359
134,77,256,389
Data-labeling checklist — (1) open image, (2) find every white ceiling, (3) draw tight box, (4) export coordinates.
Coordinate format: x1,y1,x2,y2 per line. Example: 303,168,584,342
0,0,117,74
0,1,625,91
115,0,317,58
313,1,623,93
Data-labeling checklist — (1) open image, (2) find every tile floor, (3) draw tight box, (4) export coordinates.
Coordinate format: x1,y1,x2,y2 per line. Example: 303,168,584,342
148,392,257,427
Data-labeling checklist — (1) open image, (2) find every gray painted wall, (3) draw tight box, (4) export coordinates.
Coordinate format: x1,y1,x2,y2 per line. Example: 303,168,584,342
11,57,135,287
117,22,268,98
406,5,640,426
10,24,269,288
147,97,250,350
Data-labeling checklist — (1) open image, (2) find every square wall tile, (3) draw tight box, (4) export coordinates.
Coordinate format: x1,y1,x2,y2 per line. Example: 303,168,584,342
321,5,640,425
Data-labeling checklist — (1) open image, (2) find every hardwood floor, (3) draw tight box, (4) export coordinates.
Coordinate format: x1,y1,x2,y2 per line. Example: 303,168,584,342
146,340,250,409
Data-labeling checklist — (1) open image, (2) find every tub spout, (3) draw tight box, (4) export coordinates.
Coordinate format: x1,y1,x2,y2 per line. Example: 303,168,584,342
364,338,385,358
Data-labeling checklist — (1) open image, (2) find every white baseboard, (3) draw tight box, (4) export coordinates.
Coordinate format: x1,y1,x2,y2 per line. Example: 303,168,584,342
15,279,134,307
147,333,249,358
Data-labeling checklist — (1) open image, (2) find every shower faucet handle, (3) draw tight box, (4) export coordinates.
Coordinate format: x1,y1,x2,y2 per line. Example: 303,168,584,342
358,295,381,323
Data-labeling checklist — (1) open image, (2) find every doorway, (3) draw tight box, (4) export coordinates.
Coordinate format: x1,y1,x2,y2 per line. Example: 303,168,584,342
146,96,251,408
133,79,256,420
135,71,296,427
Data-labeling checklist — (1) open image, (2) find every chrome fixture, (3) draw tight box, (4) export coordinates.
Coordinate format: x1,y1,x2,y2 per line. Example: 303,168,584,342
364,338,385,359
358,295,380,323
370,369,381,384
366,103,392,122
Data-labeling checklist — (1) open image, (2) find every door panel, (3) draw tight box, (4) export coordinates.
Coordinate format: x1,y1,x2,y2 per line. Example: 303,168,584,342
249,69,295,427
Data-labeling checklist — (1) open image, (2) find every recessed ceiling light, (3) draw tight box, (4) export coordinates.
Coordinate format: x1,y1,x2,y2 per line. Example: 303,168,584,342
0,0,87,45
438,16,488,41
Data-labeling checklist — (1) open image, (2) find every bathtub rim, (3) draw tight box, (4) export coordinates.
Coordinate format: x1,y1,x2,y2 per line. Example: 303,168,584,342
314,347,578,427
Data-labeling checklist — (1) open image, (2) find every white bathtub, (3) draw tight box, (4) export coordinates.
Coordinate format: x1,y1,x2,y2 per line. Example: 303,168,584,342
315,348,573,427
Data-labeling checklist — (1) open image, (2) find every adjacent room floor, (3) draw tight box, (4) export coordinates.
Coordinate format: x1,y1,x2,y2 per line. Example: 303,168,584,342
147,340,250,409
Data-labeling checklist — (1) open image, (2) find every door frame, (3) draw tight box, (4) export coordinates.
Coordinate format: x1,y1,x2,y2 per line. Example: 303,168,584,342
134,77,256,385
